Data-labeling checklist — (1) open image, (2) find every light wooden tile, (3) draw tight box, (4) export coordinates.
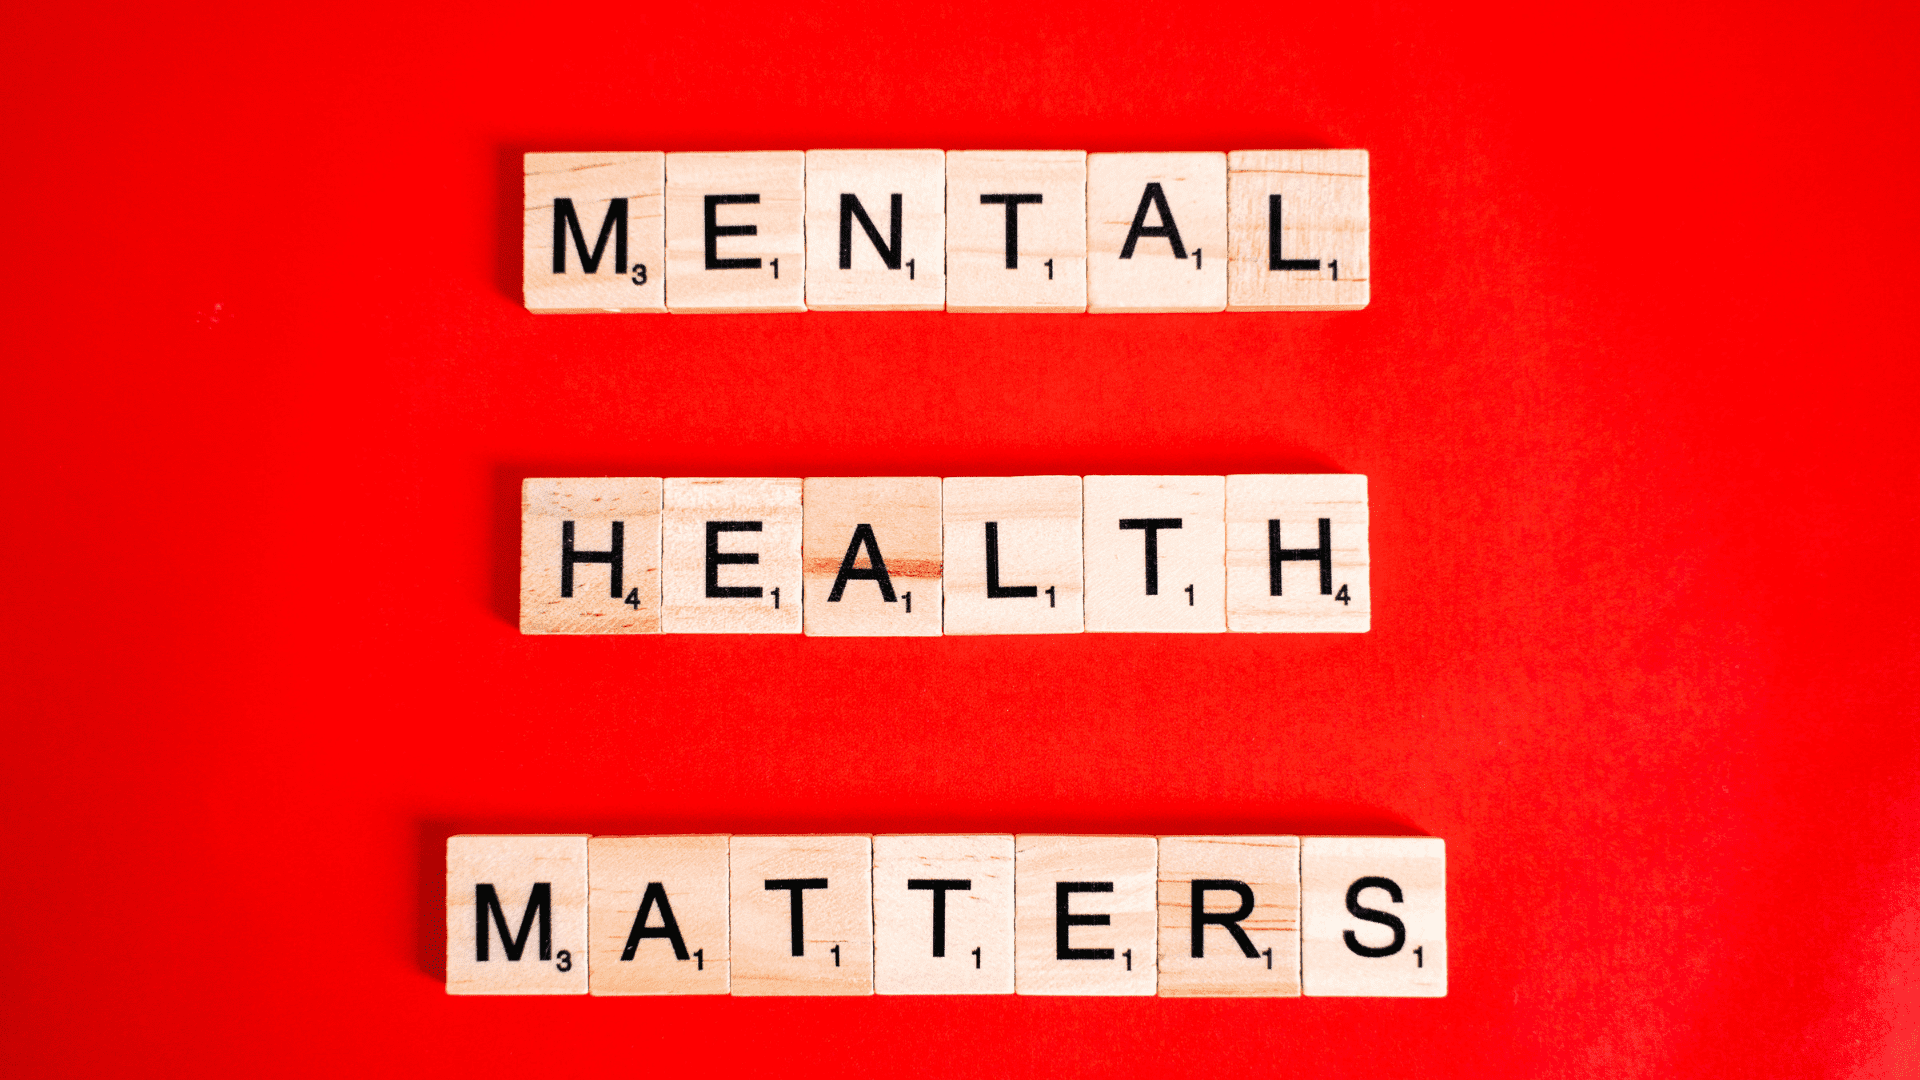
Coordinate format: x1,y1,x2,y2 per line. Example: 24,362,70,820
802,477,942,637
1014,835,1156,995
1083,475,1225,633
872,835,1015,995
1226,149,1370,311
730,835,873,996
446,835,589,995
661,478,801,634
666,151,804,312
804,150,945,311
524,152,666,313
945,151,1086,312
587,835,729,995
1086,153,1227,313
1156,836,1300,997
942,476,1084,635
520,478,660,634
1227,474,1370,632
1301,837,1445,997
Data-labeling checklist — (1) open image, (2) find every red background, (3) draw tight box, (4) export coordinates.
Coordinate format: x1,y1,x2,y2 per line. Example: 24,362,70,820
2,1,1915,1075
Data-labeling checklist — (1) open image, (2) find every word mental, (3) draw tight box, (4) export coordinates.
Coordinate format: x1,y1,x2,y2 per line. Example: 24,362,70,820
521,475,1369,635
448,834,1445,997
524,150,1368,314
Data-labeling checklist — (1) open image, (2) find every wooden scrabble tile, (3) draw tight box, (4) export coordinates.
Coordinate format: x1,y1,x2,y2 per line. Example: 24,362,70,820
941,476,1084,635
520,478,660,634
1014,835,1157,995
1086,153,1227,313
1300,837,1446,997
587,835,729,995
1082,476,1225,633
729,835,873,996
524,153,666,313
872,835,1015,995
1156,836,1301,997
666,151,805,312
945,151,1087,312
1227,474,1370,632
1226,150,1370,311
802,477,942,637
661,478,802,634
804,150,945,311
446,835,588,995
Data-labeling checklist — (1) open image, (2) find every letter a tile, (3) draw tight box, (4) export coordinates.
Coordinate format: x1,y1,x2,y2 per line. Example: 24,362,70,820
942,476,1084,635
1156,836,1300,997
1227,149,1369,311
666,151,805,312
1087,152,1227,313
730,836,873,996
1083,476,1225,633
1014,835,1157,995
804,149,945,310
1300,837,1446,997
1226,474,1370,632
872,835,1015,995
524,152,665,313
661,478,802,634
587,835,730,995
520,478,660,634
446,835,589,995
946,151,1087,312
802,477,942,636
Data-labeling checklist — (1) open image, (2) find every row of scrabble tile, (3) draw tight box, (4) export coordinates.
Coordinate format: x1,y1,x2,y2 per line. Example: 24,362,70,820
522,475,1369,635
524,150,1368,314
448,834,1443,997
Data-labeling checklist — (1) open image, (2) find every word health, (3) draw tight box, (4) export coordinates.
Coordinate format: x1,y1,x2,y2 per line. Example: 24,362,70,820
449,834,1444,997
521,475,1369,635
525,149,1368,314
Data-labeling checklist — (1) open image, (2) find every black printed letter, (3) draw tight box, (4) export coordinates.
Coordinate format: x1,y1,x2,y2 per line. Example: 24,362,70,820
475,882,551,962
1268,518,1332,596
1190,879,1259,958
840,193,903,270
553,198,627,274
765,878,829,956
705,194,763,270
1119,183,1187,259
620,882,690,961
561,520,623,598
827,523,897,602
1268,194,1322,271
1343,876,1407,958
907,879,972,957
706,521,763,598
985,521,1038,599
1118,518,1182,596
1056,881,1115,960
980,193,1043,269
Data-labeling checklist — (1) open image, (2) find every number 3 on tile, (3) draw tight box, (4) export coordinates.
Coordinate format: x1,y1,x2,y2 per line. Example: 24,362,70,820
555,950,572,972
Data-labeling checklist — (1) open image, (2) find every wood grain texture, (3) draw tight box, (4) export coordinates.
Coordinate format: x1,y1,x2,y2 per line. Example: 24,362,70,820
1083,475,1225,633
1226,149,1369,311
941,476,1084,635
802,477,942,636
1156,836,1301,997
1300,836,1445,997
661,477,802,634
872,835,1015,995
1086,153,1226,313
804,150,945,311
729,835,873,996
446,835,589,995
666,151,805,312
524,152,666,313
587,835,729,995
519,478,660,634
1226,474,1370,632
945,151,1087,312
1014,835,1157,995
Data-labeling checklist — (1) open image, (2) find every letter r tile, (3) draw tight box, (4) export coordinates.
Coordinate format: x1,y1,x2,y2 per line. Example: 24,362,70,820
1156,836,1301,997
